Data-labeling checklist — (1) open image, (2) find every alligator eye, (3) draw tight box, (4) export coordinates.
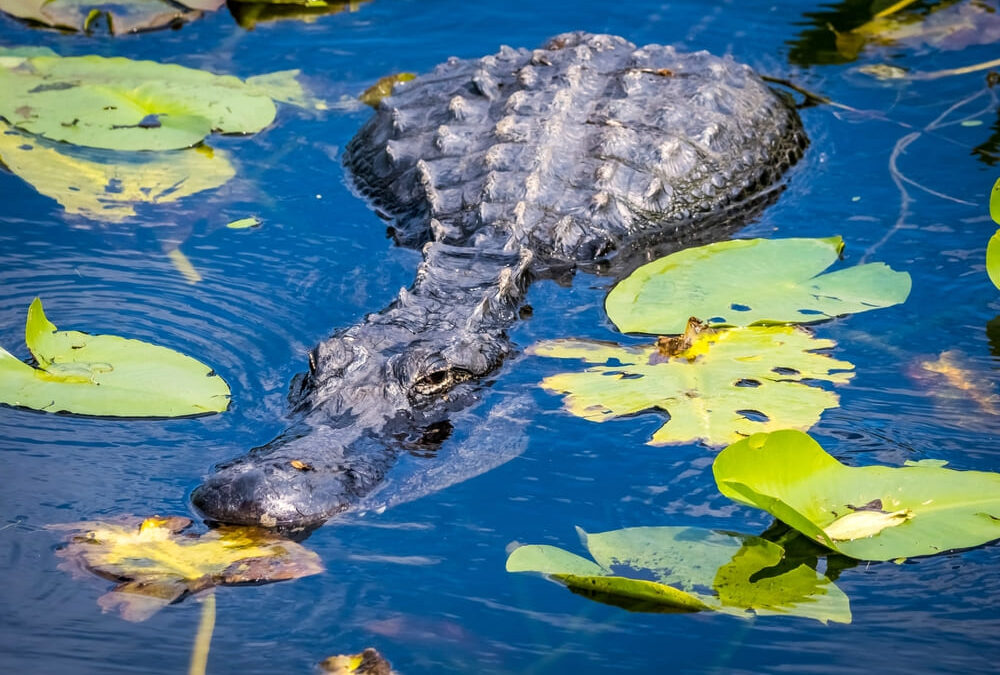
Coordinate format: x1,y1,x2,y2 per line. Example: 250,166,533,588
413,367,473,397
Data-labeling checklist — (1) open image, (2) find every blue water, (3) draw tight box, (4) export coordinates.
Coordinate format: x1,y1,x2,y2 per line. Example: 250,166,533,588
2,1,1000,672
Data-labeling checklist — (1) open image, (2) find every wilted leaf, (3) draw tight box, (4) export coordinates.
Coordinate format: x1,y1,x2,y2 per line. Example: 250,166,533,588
319,648,393,674
529,325,853,446
0,0,224,34
51,515,323,621
0,121,234,223
0,53,276,150
824,507,914,541
506,526,850,623
606,237,911,334
0,298,229,417
360,73,416,107
713,430,1000,560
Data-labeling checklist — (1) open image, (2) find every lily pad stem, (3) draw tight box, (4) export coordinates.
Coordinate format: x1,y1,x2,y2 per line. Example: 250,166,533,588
189,591,216,675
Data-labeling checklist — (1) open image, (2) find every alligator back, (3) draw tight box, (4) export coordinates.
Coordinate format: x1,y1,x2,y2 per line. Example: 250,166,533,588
345,32,807,262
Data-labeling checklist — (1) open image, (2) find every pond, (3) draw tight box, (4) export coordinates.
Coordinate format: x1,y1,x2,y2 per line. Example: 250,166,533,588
2,0,1000,672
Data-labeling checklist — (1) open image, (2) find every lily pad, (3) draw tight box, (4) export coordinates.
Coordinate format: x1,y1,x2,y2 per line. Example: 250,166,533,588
529,322,853,446
712,430,1000,560
988,179,1000,289
507,526,850,623
51,515,323,621
0,53,277,150
0,298,230,417
605,237,911,335
0,0,224,34
0,121,235,222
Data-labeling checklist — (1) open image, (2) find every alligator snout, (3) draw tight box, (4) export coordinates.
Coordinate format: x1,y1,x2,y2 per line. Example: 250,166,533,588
192,424,394,528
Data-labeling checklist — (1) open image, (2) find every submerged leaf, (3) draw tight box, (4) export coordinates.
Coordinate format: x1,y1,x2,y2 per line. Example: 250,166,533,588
529,325,853,446
319,648,393,674
51,515,323,621
605,237,911,335
713,430,1000,560
0,53,276,150
0,298,229,417
0,121,235,223
506,526,850,623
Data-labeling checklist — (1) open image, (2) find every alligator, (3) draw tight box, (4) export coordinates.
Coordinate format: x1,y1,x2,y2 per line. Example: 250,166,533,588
191,31,808,528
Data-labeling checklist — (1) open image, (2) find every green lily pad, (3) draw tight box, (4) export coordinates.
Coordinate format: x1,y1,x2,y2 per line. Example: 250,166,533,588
712,430,1000,560
528,323,853,447
0,53,277,150
0,0,224,34
988,179,1000,290
992,177,1000,225
0,121,235,223
507,526,851,623
606,237,911,335
0,298,229,417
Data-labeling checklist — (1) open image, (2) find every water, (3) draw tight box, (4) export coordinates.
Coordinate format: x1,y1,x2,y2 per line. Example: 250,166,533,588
1,0,999,672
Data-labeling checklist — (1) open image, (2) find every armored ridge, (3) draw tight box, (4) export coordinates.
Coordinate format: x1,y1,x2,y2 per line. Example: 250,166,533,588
191,32,808,528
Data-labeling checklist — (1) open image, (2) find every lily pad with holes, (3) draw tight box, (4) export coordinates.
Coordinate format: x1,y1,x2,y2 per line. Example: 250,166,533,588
0,298,229,417
528,322,853,446
506,526,850,623
51,515,323,621
0,0,224,34
0,53,277,150
712,430,1000,560
0,121,235,222
605,237,911,335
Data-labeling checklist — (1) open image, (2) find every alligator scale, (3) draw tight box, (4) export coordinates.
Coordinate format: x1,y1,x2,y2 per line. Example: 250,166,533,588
192,32,808,528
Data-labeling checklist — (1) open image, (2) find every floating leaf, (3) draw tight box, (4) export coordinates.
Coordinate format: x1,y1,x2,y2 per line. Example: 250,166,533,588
0,0,224,34
506,526,850,623
0,53,277,151
0,298,229,417
226,216,261,229
359,73,416,107
712,430,1000,560
51,515,323,621
605,237,911,334
529,324,853,446
0,121,234,222
319,648,393,674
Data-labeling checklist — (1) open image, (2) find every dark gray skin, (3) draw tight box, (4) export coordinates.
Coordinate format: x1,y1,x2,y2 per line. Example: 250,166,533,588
192,32,808,528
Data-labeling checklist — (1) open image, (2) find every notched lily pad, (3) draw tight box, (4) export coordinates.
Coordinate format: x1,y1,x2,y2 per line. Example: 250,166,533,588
988,178,1000,289
606,237,911,335
0,0,225,34
0,298,230,417
529,322,854,446
506,526,850,623
51,515,323,621
0,53,278,150
0,120,235,222
713,430,1000,560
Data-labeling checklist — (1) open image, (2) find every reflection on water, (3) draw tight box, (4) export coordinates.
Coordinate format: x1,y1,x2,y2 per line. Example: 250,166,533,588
1,0,1000,673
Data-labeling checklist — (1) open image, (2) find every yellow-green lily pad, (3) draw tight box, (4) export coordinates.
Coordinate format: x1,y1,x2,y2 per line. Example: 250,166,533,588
529,323,853,447
606,237,911,335
507,526,850,623
0,52,277,151
0,298,230,417
713,430,1000,560
0,121,235,222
